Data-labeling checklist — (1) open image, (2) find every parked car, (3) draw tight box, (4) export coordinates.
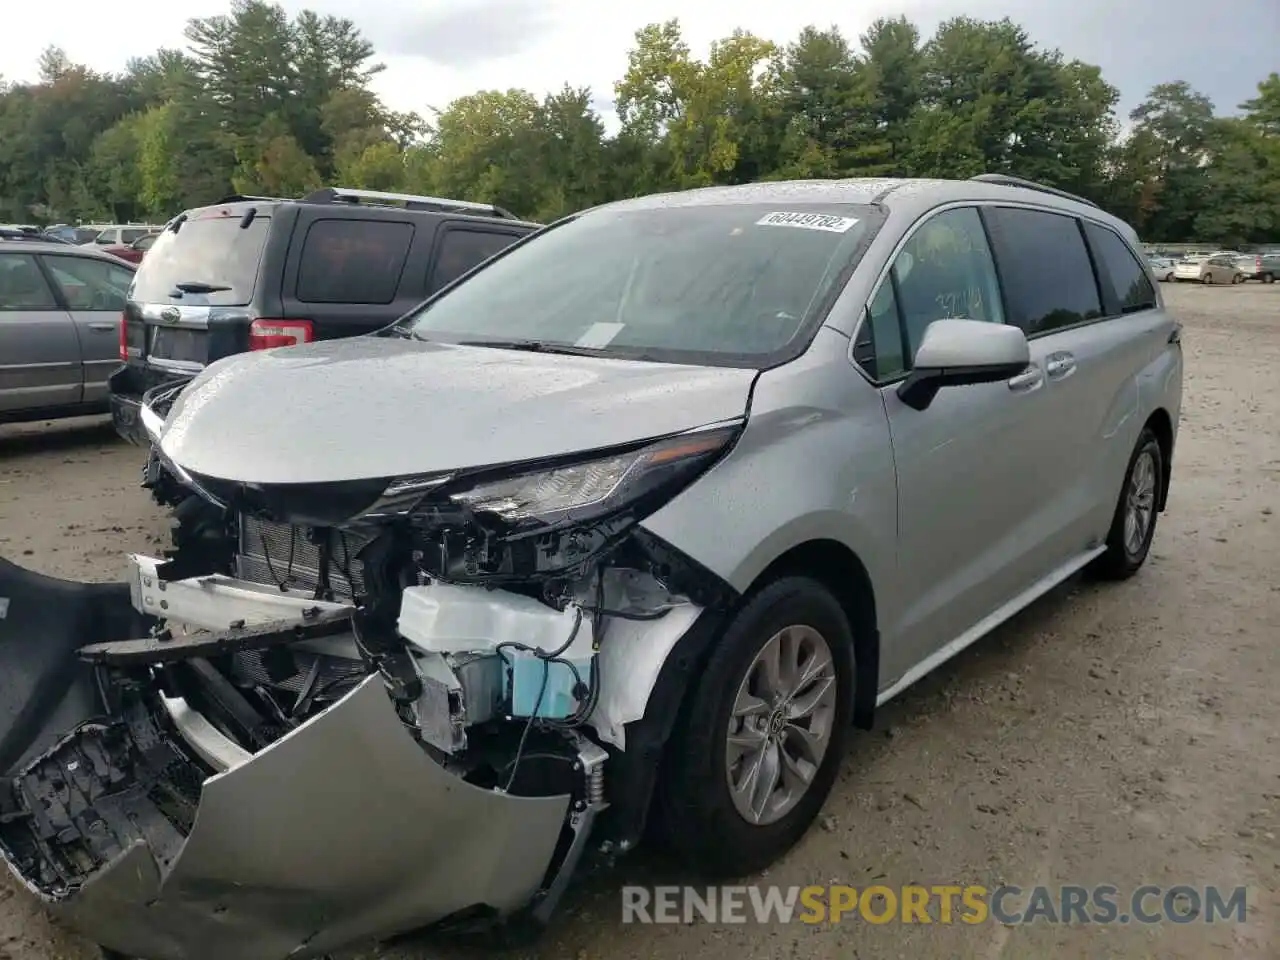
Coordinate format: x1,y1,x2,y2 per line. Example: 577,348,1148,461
110,186,539,507
0,235,136,425
99,231,161,264
0,173,1181,960
1147,255,1175,281
1173,254,1245,284
81,224,159,248
44,224,108,245
0,228,71,245
1234,252,1279,283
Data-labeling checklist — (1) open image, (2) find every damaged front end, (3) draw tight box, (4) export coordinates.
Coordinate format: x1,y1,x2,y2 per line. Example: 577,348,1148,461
0,421,740,960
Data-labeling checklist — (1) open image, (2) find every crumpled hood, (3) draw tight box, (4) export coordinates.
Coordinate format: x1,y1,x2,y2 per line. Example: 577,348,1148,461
159,336,755,484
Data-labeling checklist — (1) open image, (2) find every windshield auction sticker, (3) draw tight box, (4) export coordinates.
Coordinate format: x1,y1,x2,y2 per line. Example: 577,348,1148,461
755,211,860,233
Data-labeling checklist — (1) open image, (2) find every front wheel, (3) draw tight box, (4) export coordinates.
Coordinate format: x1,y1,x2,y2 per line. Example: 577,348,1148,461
656,576,854,877
1202,273,1214,284
1088,428,1164,580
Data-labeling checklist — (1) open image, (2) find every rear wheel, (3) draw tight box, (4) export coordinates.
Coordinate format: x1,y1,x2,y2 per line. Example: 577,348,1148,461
657,576,854,877
1088,427,1164,581
1264,272,1275,284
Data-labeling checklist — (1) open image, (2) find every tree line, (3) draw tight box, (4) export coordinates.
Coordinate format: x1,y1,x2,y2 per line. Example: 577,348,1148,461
1,0,1277,245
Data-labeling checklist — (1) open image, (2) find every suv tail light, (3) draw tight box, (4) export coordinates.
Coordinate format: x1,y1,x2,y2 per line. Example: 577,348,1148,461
119,312,128,361
249,319,314,351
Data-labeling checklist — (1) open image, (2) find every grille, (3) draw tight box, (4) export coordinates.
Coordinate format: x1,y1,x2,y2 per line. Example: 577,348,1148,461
236,515,370,600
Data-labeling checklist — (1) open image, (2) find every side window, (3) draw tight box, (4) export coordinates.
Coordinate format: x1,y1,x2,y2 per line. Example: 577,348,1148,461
0,254,58,310
429,228,524,293
1083,222,1156,314
985,207,1102,336
890,207,1005,363
44,256,133,311
297,219,414,304
121,228,149,244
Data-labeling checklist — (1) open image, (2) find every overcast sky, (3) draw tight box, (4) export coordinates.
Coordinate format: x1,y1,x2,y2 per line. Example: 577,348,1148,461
4,0,1275,127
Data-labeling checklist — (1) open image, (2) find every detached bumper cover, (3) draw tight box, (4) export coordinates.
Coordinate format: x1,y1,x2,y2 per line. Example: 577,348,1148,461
0,557,572,960
3,677,569,960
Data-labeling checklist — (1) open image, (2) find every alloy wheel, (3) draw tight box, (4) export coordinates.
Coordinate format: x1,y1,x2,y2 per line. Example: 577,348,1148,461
725,625,838,826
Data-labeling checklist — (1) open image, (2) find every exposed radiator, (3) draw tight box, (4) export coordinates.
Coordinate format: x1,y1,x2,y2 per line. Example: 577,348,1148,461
236,515,371,601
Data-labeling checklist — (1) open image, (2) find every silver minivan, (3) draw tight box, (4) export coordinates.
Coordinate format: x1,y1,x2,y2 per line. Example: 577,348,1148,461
0,174,1182,960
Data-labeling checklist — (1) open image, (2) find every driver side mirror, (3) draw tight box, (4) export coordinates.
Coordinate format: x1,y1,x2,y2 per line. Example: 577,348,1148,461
896,318,1030,411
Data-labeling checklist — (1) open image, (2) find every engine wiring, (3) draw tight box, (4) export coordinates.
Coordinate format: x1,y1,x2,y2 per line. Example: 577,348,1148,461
497,606,588,793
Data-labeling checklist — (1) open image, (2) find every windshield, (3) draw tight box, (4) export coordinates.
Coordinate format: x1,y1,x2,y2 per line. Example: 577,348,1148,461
402,202,881,366
131,211,270,306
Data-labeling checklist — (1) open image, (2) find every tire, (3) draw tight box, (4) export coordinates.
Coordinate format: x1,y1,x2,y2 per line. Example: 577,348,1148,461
1087,428,1164,581
1264,273,1275,284
656,576,855,877
1202,273,1213,284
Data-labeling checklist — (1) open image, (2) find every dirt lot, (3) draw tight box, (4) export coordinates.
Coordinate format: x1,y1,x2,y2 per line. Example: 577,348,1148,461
1,282,1277,959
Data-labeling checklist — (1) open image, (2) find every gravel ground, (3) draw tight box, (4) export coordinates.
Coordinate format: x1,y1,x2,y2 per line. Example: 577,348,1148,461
1,282,1277,959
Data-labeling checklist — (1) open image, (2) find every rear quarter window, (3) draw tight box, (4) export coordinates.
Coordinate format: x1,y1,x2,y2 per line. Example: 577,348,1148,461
429,227,526,293
296,219,414,304
1083,222,1157,314
983,207,1103,336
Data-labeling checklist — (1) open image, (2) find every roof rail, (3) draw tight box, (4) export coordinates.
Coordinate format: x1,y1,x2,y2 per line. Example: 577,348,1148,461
301,186,519,220
969,173,1099,209
214,194,291,205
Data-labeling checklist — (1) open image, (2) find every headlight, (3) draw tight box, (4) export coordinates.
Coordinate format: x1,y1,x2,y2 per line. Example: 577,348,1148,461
442,422,741,529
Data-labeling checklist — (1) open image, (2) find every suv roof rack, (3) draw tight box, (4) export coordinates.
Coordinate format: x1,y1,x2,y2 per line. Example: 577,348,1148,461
301,186,519,220
214,194,292,205
969,173,1099,209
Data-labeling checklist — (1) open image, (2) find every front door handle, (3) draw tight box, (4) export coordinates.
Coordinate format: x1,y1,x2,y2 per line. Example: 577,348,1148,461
1007,364,1043,392
1045,353,1076,379
87,322,116,331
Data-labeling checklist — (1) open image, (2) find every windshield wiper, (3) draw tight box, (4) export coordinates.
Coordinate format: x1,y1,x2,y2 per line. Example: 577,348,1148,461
170,280,232,295
454,339,615,357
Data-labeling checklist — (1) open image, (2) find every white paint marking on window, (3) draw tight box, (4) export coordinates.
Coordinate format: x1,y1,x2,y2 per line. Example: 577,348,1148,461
755,211,860,233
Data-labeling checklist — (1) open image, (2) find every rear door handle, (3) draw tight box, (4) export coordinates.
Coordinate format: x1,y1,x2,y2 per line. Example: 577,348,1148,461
87,322,115,331
1007,364,1043,392
1045,352,1076,380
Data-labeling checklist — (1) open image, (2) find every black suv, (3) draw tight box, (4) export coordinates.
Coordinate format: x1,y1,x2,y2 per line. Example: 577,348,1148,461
110,186,539,485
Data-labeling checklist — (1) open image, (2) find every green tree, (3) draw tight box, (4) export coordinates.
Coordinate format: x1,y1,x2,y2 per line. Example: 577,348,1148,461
767,27,891,179
1128,81,1216,240
616,20,777,189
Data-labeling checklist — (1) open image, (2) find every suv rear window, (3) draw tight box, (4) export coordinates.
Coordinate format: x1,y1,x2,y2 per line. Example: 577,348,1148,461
297,219,414,304
131,214,271,306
